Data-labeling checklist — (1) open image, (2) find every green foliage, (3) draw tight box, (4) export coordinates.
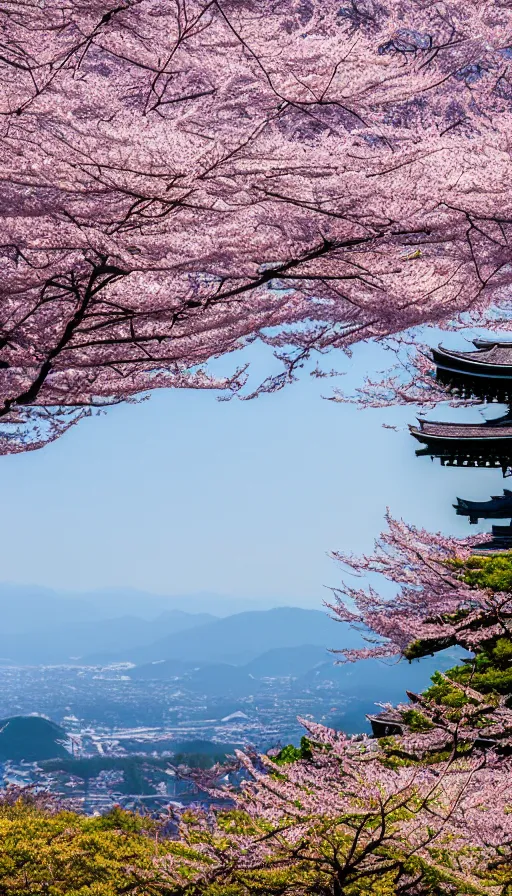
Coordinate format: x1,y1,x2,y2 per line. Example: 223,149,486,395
42,755,172,795
423,671,471,708
273,736,312,765
418,635,512,712
403,639,427,661
0,800,169,895
209,805,504,896
400,709,434,732
487,635,512,668
452,552,512,592
403,637,459,661
404,554,512,716
0,778,507,896
43,751,231,794
42,756,170,779
4,552,512,896
173,752,229,769
402,553,512,669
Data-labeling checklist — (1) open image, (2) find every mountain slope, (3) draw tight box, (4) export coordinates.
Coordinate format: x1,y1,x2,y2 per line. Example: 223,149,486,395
102,608,364,665
296,648,466,700
0,584,96,634
127,647,466,735
0,716,69,761
244,644,329,677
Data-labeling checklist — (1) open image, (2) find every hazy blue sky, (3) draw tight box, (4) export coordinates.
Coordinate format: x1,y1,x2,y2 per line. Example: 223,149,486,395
0,329,505,606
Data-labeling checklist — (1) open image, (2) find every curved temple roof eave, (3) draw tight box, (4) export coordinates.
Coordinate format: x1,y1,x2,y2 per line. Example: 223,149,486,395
472,338,512,349
410,432,512,443
433,342,512,373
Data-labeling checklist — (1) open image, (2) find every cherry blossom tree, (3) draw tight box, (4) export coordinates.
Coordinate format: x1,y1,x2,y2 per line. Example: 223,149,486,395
3,0,512,451
160,518,512,894
379,676,512,759
327,512,501,661
162,720,512,895
327,514,512,749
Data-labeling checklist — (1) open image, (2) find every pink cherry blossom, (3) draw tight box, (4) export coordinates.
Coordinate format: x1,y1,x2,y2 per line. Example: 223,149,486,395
3,2,512,450
328,511,497,660
171,719,512,893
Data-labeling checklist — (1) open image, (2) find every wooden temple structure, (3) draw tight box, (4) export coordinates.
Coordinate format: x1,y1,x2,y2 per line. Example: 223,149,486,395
410,412,512,472
451,489,512,553
432,338,512,403
410,339,512,474
408,338,512,546
471,523,512,554
368,696,499,747
368,341,512,737
453,489,512,523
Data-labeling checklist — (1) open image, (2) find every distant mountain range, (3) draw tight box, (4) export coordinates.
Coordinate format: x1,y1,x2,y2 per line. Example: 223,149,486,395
245,644,329,677
88,608,364,666
0,583,337,664
0,651,464,762
0,592,362,665
0,585,463,727
0,582,316,634
0,586,469,759
294,649,465,702
131,644,330,683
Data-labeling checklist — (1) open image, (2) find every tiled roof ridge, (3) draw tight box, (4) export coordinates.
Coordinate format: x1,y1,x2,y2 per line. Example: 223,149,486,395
417,420,512,438
436,343,512,366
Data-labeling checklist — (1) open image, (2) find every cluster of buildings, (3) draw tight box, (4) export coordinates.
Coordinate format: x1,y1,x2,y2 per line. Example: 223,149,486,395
0,663,354,813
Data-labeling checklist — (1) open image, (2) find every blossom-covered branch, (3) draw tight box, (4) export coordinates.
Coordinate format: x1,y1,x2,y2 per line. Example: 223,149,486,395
330,335,484,411
3,1,512,450
168,719,512,894
327,512,500,660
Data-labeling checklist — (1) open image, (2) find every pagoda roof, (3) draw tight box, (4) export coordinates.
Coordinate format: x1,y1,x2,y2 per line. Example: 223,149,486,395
415,447,512,471
490,524,512,536
433,342,512,375
367,712,404,738
454,491,512,521
410,414,512,442
455,490,512,509
473,544,512,554
472,337,512,349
